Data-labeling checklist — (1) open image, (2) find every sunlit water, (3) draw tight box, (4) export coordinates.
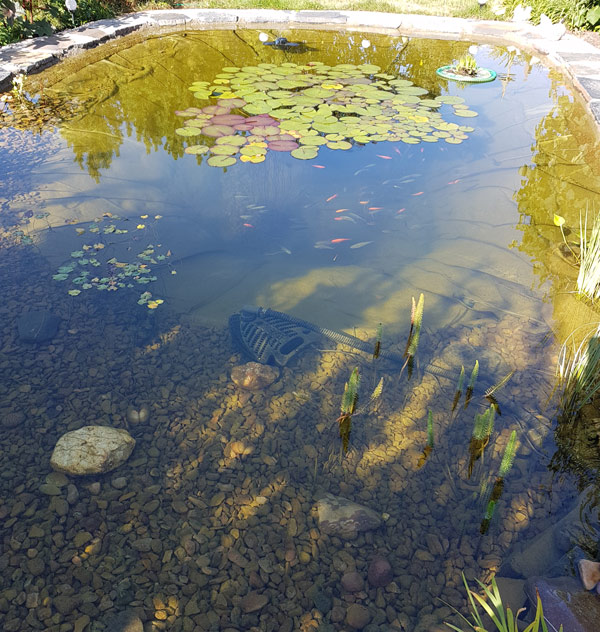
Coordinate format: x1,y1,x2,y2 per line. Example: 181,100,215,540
1,28,600,632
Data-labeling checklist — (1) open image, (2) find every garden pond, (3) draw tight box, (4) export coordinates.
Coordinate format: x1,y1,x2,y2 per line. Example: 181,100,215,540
1,26,600,632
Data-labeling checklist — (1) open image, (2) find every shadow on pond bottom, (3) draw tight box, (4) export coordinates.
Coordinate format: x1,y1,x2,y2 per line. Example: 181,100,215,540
1,26,600,632
0,241,592,632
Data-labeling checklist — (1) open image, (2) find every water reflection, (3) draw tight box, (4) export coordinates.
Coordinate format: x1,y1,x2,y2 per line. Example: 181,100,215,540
0,29,598,632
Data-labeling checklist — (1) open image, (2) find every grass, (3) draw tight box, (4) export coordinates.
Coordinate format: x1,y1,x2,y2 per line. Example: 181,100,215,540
138,0,503,21
577,211,600,302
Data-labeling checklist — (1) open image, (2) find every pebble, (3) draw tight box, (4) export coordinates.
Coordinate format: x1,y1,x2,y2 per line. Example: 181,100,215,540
342,571,364,592
346,603,371,629
240,591,269,613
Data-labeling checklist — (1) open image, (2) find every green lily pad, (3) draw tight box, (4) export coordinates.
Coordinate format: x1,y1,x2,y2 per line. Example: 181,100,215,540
216,135,248,146
176,127,203,137
453,109,478,118
210,145,238,156
326,140,352,150
291,146,319,160
185,145,210,155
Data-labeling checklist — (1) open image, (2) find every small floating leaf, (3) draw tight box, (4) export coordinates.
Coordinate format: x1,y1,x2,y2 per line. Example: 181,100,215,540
207,155,237,167
185,145,210,155
291,146,319,160
175,127,202,136
68,289,81,296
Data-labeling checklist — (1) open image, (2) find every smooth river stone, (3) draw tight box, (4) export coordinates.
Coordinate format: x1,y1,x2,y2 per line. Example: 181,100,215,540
316,493,381,539
230,362,279,390
50,426,135,475
240,591,269,613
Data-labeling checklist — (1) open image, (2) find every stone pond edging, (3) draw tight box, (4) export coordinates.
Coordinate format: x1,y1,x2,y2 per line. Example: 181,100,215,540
1,9,600,128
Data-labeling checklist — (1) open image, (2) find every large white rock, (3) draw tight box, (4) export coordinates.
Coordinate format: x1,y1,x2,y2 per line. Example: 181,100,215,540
50,426,135,475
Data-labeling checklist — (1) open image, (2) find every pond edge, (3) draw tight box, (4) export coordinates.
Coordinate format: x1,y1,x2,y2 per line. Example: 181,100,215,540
1,9,600,129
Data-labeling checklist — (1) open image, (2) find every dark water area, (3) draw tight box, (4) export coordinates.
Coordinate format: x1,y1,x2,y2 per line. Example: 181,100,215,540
1,28,600,632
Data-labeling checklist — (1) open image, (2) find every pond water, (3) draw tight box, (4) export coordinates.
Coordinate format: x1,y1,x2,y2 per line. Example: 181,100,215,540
1,27,600,632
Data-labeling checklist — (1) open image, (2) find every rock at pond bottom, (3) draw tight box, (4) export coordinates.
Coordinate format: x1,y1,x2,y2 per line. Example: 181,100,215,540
231,361,279,390
524,576,600,632
317,493,381,539
368,555,393,587
346,603,371,629
240,591,269,613
50,426,135,475
18,310,60,342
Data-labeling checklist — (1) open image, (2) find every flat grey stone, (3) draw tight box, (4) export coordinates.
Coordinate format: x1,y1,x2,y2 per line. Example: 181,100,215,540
297,10,347,24
589,100,600,126
146,12,190,25
578,77,600,99
235,9,295,23
102,609,144,632
18,310,60,342
524,576,600,632
0,68,12,92
317,493,381,539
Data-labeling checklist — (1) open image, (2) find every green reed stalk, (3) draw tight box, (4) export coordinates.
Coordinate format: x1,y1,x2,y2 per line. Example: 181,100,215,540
577,210,600,301
464,360,479,409
373,323,382,360
427,410,434,448
452,365,465,411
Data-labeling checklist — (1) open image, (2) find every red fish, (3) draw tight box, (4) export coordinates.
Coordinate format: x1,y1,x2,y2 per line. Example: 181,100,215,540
331,238,350,243
313,165,326,169
377,155,392,159
243,223,254,228
326,194,338,202
397,208,406,214
335,208,349,213
359,201,369,205
368,207,383,211
412,192,424,196
447,179,461,185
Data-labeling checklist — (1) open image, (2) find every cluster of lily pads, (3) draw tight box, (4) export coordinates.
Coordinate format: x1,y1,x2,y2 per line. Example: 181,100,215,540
52,213,172,309
175,61,477,167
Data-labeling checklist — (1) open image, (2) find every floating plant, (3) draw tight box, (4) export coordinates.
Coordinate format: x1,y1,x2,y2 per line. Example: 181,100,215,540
175,62,478,168
52,212,173,308
436,55,497,84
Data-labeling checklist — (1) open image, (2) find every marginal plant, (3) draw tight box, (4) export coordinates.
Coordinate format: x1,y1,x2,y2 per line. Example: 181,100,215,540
557,323,600,418
453,54,478,76
464,360,479,409
576,210,600,302
417,409,434,469
480,430,518,534
373,322,383,360
467,404,496,478
485,370,515,414
445,572,562,632
338,367,360,454
402,293,425,379
452,365,465,412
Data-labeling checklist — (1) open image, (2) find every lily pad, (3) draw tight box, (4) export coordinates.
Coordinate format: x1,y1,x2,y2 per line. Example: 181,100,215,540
184,145,210,155
453,109,478,118
291,146,319,160
202,125,236,137
268,140,299,152
176,127,203,137
210,145,239,156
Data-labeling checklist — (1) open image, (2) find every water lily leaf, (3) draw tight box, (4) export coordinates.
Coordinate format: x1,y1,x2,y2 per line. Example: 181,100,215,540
291,146,319,160
359,64,381,74
240,154,266,164
71,250,84,258
444,137,463,144
299,135,328,146
210,145,239,156
251,125,280,137
210,114,246,125
453,109,478,118
176,127,203,136
193,90,212,99
244,102,273,115
68,289,81,296
53,273,69,281
216,135,248,146
206,155,237,167
202,124,236,137
268,140,299,152
185,145,210,155
327,140,352,150
436,95,466,105
240,145,268,156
